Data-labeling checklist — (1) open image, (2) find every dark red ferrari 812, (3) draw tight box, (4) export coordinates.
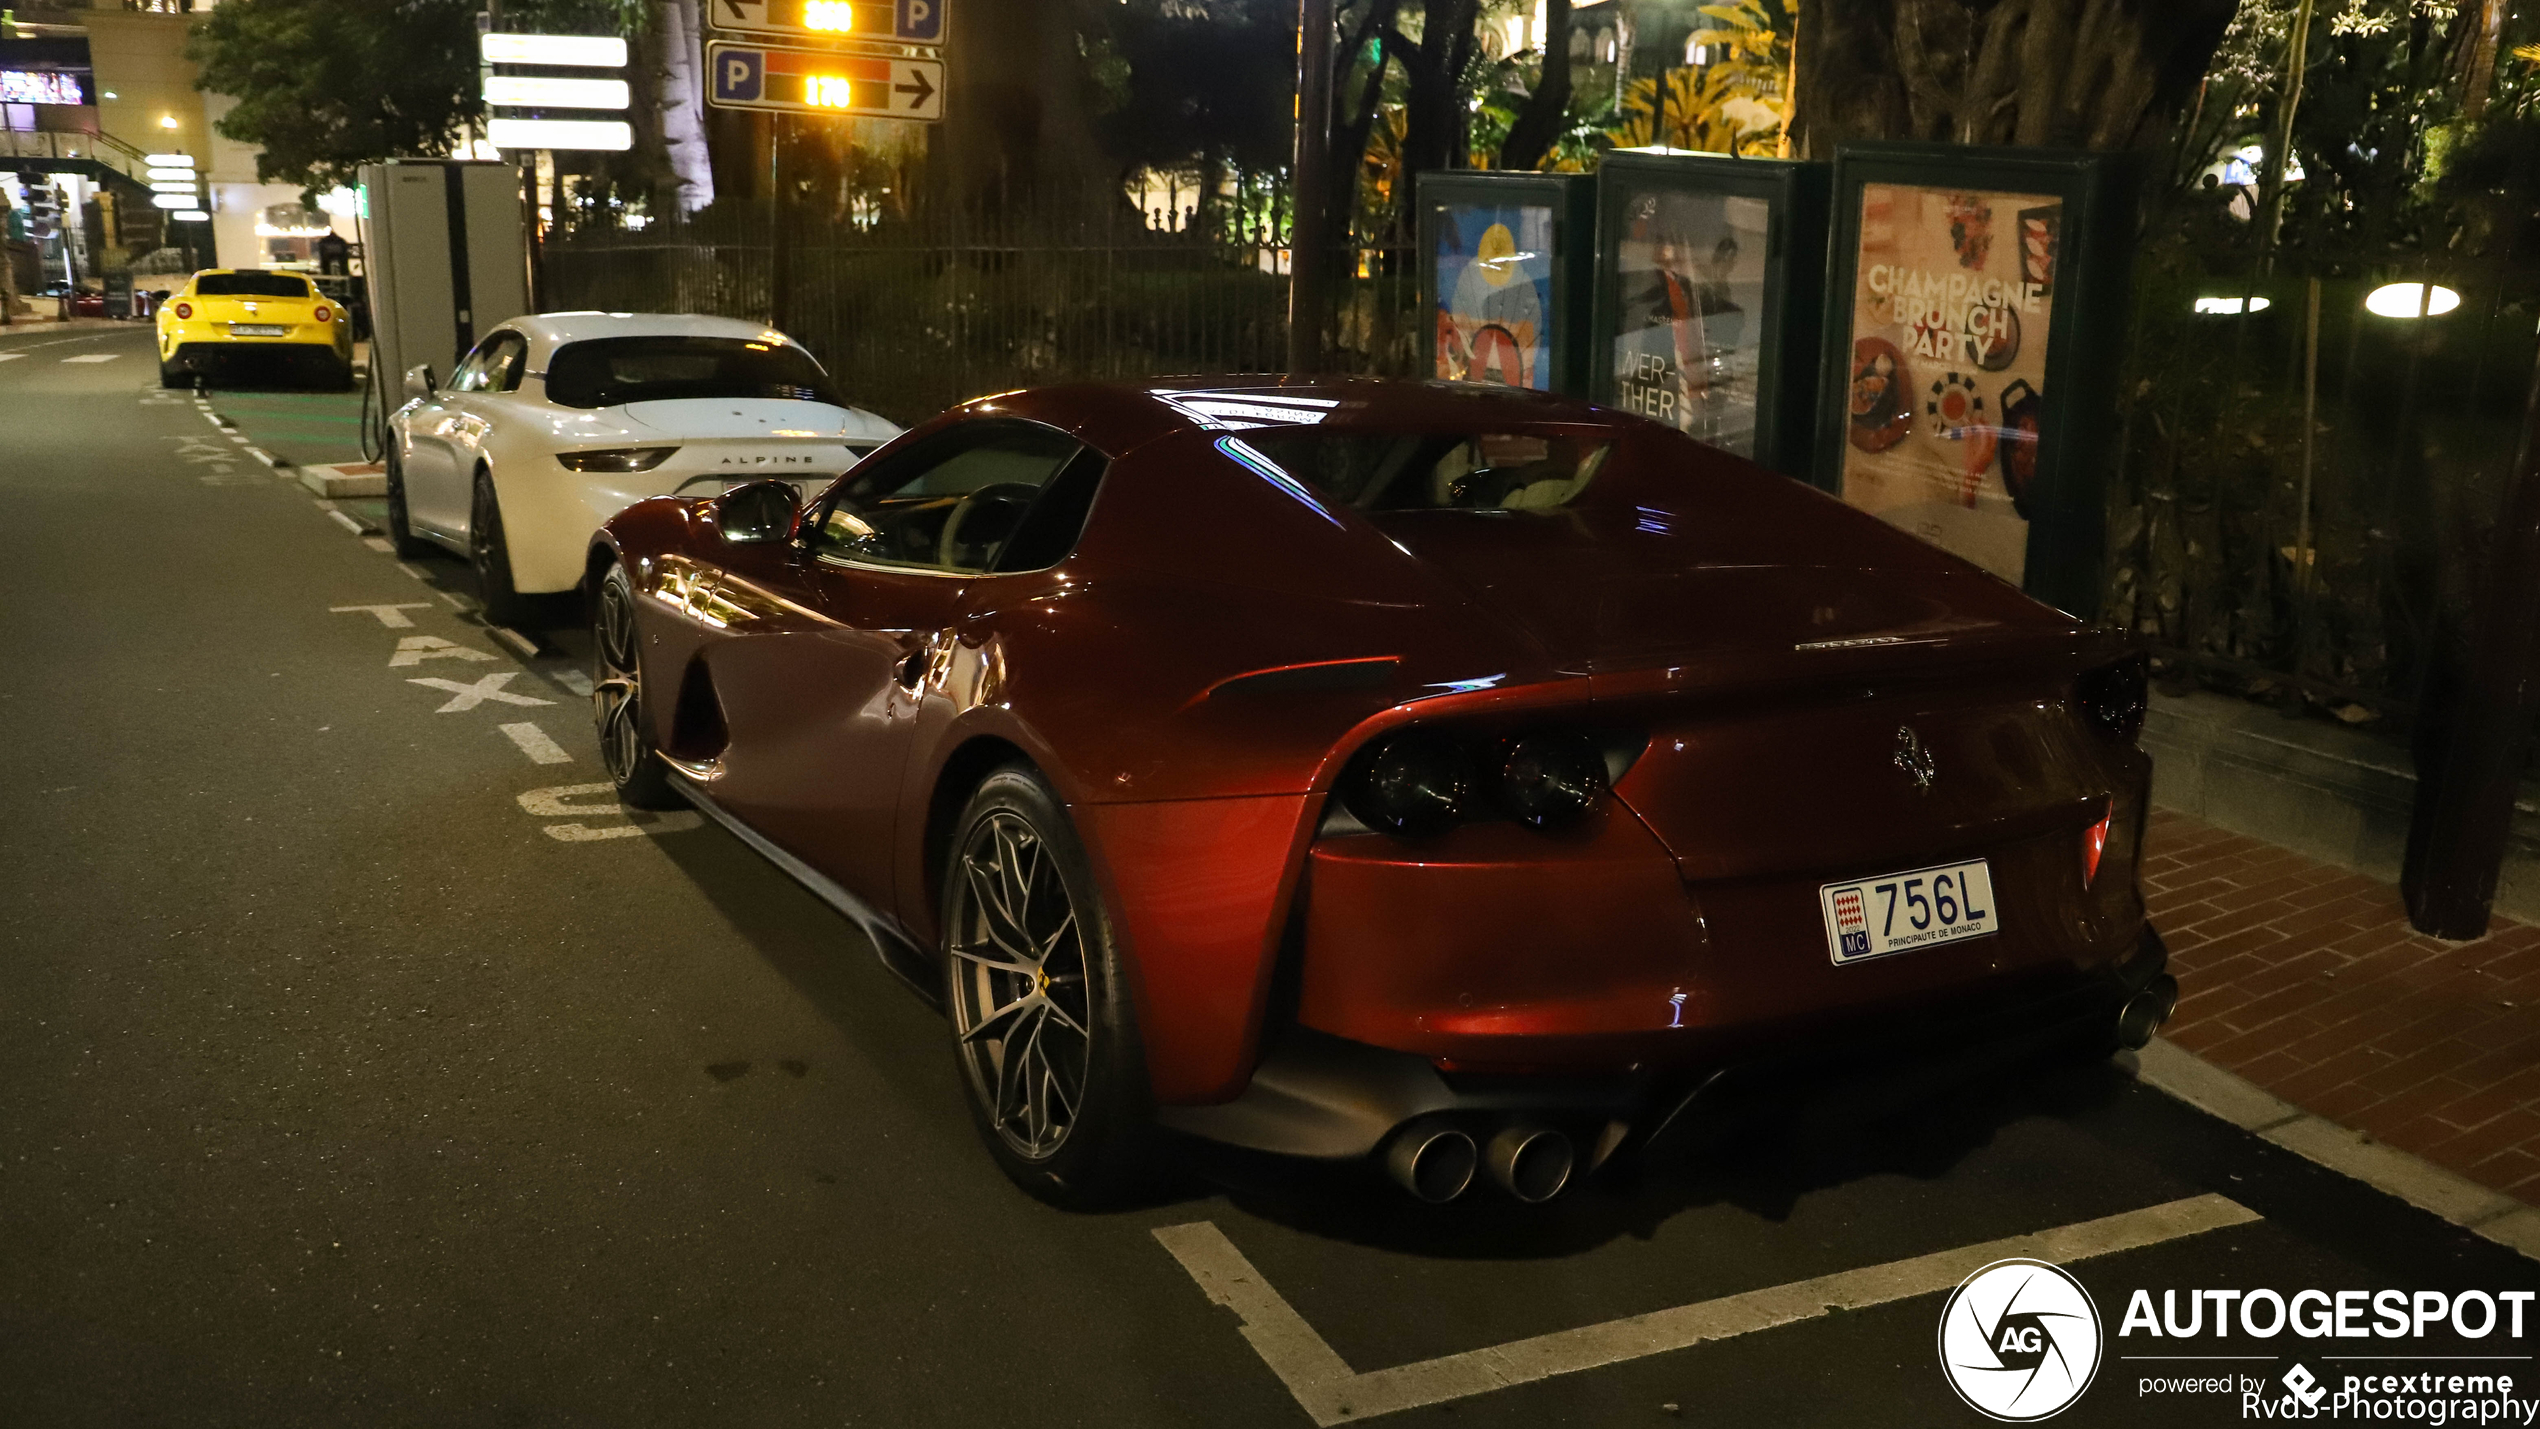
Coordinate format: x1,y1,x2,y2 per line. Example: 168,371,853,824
586,378,2170,1208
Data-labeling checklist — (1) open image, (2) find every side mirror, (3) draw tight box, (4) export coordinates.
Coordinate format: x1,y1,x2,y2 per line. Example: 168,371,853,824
715,479,802,544
403,363,437,401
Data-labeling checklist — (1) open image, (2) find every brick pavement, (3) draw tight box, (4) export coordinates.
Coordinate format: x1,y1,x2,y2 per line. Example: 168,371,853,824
2146,809,2540,1205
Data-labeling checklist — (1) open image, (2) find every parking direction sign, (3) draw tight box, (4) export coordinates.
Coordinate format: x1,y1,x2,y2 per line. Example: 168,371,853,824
708,42,944,119
708,0,944,45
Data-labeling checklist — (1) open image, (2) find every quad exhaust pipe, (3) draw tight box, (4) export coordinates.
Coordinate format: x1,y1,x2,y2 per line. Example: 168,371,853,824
1384,1120,1478,1203
1485,1124,1575,1204
1384,1120,1576,1204
2116,973,2180,1050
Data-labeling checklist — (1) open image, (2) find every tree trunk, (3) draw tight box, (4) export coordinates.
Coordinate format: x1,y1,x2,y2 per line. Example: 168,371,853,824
1327,0,1401,240
1391,0,1483,210
1497,0,1574,172
1791,0,2236,156
655,0,714,214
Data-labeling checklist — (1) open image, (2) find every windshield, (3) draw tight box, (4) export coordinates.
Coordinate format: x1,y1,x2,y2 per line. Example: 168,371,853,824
195,272,313,299
545,336,845,410
1228,428,1611,512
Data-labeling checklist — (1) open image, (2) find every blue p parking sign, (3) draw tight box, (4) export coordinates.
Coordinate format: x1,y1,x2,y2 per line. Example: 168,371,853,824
713,47,765,104
897,0,942,41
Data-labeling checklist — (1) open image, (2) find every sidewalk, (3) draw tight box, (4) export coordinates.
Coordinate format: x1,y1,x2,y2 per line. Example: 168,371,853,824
2146,809,2540,1205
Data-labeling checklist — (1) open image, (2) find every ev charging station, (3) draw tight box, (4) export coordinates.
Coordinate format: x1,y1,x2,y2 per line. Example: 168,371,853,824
355,159,531,395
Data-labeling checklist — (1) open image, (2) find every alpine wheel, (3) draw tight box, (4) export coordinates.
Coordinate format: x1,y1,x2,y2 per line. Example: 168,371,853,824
469,468,532,629
943,767,1153,1207
590,563,680,810
382,449,431,558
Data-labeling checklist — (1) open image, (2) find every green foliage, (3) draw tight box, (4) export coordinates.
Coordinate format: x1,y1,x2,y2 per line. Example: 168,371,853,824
189,0,486,190
1602,0,1788,156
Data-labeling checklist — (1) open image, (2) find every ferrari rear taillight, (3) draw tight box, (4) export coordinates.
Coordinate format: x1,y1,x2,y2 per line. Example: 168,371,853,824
2082,809,2113,887
1342,732,1475,836
1494,732,1607,828
312,305,332,323
2077,656,2148,742
1340,727,1614,836
173,302,192,319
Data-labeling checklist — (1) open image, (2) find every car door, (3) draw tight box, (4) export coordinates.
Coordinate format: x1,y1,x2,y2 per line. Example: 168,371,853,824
438,332,531,543
698,420,1087,914
402,335,509,536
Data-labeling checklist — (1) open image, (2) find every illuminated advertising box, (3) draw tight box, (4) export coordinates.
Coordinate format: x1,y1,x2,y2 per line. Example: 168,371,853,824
1813,142,2133,617
1589,150,1828,477
1416,171,1594,397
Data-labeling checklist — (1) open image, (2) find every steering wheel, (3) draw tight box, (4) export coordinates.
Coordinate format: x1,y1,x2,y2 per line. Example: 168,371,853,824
936,482,1043,569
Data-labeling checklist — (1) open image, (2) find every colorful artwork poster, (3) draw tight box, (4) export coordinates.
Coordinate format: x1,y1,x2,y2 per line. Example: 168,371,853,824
1608,187,1771,457
1838,182,2061,584
1433,202,1556,391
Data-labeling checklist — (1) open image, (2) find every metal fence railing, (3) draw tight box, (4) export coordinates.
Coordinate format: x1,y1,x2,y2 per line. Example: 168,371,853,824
543,210,1423,427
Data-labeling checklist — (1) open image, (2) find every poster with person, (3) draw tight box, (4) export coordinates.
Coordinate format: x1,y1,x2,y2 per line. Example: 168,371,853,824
1606,186,1772,457
1836,181,2061,584
1432,202,1555,391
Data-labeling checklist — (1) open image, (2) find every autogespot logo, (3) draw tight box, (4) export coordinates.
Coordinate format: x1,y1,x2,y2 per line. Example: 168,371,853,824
1939,1258,2105,1421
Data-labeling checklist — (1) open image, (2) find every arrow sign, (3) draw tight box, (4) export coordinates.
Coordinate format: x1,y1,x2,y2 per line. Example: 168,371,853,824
707,0,947,45
705,42,944,121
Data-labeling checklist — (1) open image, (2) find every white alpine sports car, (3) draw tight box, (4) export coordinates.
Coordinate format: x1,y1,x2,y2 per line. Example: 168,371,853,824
385,312,902,624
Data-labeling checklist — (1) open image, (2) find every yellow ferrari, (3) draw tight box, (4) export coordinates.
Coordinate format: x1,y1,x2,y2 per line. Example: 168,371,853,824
155,268,353,390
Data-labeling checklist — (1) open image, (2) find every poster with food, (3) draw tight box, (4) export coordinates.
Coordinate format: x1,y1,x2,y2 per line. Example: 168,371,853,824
1606,187,1771,456
1434,203,1555,390
1837,182,2060,583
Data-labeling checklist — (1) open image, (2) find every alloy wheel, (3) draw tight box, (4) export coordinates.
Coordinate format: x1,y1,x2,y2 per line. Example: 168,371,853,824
946,811,1093,1161
592,578,645,786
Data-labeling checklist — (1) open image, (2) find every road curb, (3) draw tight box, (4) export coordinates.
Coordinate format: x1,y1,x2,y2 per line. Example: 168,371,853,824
300,461,386,498
2132,1037,2540,1261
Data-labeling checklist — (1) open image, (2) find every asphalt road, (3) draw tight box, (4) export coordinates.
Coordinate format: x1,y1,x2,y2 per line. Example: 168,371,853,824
3,323,2533,1429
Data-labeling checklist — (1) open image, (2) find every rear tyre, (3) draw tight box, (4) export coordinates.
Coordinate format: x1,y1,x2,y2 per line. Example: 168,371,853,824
943,766,1155,1209
591,563,681,811
158,360,182,389
469,468,533,629
381,449,431,558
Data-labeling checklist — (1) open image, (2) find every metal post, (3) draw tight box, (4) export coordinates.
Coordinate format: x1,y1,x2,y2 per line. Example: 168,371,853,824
1287,0,1333,375
2401,339,2540,938
768,114,791,332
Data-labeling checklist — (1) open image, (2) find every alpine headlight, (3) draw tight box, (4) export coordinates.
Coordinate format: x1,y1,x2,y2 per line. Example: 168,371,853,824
557,446,679,472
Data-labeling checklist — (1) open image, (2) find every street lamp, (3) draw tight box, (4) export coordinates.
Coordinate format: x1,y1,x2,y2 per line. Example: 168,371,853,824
2363,282,2460,318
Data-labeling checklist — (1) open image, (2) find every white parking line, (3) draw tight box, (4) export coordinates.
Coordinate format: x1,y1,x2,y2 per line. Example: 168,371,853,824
497,722,572,765
1155,1194,2261,1426
362,536,394,554
0,353,23,363
61,353,118,364
326,509,363,534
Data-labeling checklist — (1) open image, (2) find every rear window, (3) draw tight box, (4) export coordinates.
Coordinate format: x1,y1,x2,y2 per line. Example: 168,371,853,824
195,272,312,298
1229,428,1611,512
544,336,844,410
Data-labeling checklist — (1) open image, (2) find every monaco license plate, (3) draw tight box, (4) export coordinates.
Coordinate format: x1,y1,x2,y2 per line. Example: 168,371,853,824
229,323,287,336
1819,859,1999,965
